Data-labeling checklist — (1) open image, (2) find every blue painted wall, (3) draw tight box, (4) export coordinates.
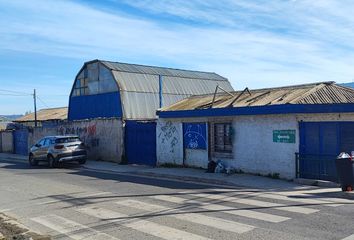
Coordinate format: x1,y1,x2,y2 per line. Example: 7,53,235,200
183,122,207,149
68,92,122,120
158,103,354,118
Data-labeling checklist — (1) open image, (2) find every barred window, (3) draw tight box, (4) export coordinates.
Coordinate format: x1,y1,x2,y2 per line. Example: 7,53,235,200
214,123,233,153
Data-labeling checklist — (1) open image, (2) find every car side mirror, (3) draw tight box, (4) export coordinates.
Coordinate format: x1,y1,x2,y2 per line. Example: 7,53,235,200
35,143,41,147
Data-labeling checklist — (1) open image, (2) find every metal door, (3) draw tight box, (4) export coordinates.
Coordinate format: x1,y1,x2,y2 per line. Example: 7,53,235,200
125,121,157,166
13,129,29,156
299,121,354,182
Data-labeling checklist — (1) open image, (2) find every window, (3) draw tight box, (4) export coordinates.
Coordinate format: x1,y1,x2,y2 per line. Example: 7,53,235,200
37,138,45,147
71,63,118,97
73,77,88,96
55,137,80,143
43,138,51,147
213,123,233,153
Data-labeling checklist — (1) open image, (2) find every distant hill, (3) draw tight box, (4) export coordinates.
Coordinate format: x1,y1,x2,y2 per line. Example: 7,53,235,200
341,82,354,89
0,115,23,121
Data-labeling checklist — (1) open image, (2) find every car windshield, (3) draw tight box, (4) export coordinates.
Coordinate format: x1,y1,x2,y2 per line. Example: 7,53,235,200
55,137,80,143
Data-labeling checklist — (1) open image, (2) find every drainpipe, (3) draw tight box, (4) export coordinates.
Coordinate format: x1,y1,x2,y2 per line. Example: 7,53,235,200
159,75,163,108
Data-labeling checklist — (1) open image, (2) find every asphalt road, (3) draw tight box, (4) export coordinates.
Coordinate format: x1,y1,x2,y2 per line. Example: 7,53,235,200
0,157,353,240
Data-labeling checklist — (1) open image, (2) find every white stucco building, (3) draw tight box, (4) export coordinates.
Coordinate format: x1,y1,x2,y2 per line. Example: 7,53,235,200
156,82,354,180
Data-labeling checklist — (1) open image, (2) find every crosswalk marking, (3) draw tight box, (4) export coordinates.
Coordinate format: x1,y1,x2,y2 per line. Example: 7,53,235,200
201,189,346,207
342,233,354,240
152,195,195,204
31,214,118,240
200,204,290,223
125,218,212,240
35,191,111,206
78,206,212,240
268,191,350,206
116,199,255,234
191,193,319,214
151,195,290,223
250,192,342,206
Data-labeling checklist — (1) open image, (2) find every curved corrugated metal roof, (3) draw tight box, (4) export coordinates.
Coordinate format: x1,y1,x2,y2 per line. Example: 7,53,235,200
100,60,228,81
80,60,234,120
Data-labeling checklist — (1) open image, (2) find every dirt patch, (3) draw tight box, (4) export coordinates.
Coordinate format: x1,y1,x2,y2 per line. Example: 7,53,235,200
0,213,50,240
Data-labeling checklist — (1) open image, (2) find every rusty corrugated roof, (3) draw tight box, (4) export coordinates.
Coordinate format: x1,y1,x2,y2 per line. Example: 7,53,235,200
160,82,354,111
15,107,68,122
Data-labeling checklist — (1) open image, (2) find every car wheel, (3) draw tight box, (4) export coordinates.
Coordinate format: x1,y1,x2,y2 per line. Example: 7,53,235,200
78,159,86,164
29,154,38,166
48,155,57,168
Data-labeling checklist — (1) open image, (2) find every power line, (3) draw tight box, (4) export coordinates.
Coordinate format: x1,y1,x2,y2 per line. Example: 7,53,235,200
36,95,50,108
0,93,30,96
0,88,32,96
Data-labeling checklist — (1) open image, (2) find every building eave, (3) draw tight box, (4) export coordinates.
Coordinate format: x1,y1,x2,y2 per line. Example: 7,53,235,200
157,103,354,118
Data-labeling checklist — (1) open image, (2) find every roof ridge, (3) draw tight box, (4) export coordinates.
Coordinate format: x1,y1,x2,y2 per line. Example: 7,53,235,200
38,106,68,111
187,81,336,99
238,81,335,92
97,59,223,77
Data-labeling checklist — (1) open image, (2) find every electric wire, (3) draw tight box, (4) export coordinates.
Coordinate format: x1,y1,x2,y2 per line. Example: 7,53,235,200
36,95,50,108
0,88,32,96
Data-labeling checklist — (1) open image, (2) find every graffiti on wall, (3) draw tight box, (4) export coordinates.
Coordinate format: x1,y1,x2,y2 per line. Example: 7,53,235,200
57,123,99,148
183,123,207,149
158,121,179,153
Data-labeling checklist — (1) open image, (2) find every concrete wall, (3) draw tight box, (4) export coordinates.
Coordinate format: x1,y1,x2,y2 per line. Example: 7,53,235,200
28,118,123,162
156,119,183,165
156,113,354,179
0,131,13,153
231,114,298,179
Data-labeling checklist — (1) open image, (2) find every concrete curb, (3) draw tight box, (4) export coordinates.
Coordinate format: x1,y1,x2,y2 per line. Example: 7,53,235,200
1,155,345,191
81,165,240,188
294,178,340,188
135,171,239,187
0,213,50,240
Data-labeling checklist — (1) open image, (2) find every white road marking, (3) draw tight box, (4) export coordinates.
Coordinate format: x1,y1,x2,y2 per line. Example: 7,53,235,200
201,204,290,223
192,193,319,214
342,234,354,240
116,199,254,234
152,195,194,204
77,206,212,240
35,192,111,205
198,189,347,207
31,214,118,240
252,193,342,206
151,195,290,223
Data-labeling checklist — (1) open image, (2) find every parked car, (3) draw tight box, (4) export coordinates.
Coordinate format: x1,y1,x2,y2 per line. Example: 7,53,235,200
29,135,87,167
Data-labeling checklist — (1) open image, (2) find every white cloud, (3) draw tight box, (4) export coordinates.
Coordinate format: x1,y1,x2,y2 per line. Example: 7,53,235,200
1,0,354,93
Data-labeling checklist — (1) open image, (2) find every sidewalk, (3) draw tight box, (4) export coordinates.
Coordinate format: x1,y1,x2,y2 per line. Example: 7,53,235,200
0,153,349,194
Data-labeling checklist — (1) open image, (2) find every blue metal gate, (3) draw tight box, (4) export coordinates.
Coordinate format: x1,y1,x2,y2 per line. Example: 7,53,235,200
125,121,156,166
13,129,29,156
299,121,354,182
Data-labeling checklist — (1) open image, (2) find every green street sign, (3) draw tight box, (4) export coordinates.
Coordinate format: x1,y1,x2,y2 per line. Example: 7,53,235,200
273,130,296,143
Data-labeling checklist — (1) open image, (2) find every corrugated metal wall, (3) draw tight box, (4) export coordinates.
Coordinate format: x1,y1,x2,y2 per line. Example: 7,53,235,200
112,71,233,119
69,92,122,120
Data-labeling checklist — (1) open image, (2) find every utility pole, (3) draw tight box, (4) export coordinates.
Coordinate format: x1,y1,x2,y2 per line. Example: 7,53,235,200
33,89,37,127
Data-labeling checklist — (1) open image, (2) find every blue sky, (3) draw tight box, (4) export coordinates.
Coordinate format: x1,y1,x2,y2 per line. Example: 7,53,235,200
1,0,354,114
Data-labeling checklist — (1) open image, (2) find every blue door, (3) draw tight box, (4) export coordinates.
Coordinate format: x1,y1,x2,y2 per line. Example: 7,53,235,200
125,121,156,166
13,129,29,156
299,121,354,182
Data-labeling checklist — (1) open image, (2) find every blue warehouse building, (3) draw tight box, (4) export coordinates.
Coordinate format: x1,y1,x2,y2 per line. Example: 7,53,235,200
68,59,234,165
